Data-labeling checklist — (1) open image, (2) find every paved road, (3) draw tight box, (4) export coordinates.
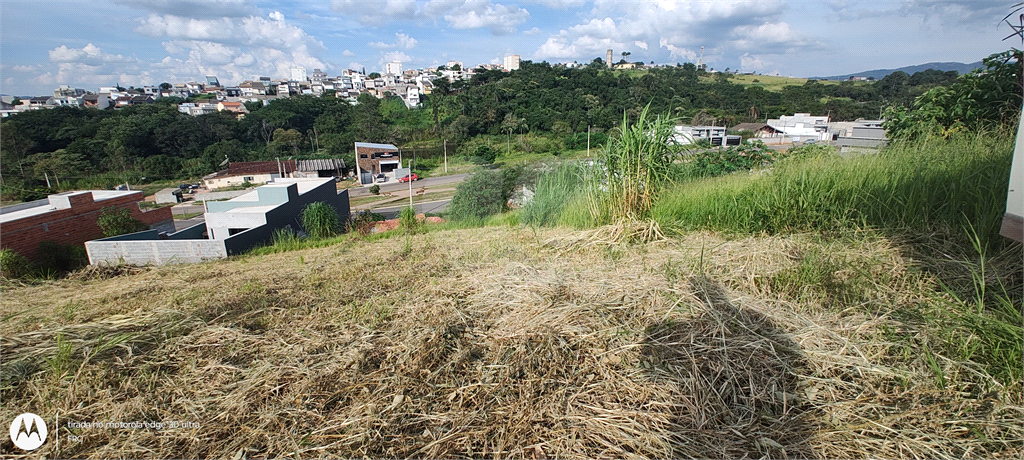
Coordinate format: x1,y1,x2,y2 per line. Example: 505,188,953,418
370,199,451,219
346,173,470,197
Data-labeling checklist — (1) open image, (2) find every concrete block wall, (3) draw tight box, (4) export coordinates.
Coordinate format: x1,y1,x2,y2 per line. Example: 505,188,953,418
1,192,173,260
86,239,227,265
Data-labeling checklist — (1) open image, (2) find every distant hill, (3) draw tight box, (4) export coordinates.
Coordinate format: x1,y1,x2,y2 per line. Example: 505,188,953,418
812,61,983,81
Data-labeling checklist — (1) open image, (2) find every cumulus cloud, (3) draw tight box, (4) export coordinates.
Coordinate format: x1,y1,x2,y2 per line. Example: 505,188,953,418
49,43,137,66
368,33,418,50
131,12,328,83
524,27,542,36
342,49,356,57
444,1,530,35
532,0,823,67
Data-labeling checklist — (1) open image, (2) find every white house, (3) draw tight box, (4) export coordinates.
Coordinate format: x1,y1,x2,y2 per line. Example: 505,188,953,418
767,113,832,141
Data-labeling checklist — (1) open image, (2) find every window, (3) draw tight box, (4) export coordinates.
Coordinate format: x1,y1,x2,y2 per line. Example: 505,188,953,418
228,228,248,236
243,176,253,182
360,154,368,159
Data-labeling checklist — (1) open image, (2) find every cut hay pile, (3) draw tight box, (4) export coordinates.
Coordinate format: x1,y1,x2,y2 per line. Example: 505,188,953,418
1,226,1021,458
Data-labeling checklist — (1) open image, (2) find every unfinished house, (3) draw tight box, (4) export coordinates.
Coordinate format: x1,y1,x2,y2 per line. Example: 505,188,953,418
354,142,401,185
203,161,297,190
86,178,350,265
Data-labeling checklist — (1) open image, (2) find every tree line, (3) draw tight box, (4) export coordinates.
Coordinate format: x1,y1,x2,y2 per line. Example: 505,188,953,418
0,54,1002,198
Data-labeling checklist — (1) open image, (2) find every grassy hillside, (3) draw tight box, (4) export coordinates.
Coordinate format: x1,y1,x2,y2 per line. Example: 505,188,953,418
721,74,846,92
2,224,1021,458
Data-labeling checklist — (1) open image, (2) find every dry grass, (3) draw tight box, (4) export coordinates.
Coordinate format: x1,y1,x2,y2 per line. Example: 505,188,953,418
1,226,1021,459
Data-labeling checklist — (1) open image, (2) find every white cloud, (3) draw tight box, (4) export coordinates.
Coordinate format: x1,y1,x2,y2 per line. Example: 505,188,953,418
532,0,825,66
135,12,327,83
444,1,530,35
524,27,542,36
342,49,356,57
48,43,136,66
368,33,418,50
379,51,413,69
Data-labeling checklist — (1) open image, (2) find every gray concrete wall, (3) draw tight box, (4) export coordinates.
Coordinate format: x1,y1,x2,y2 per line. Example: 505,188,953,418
86,239,227,265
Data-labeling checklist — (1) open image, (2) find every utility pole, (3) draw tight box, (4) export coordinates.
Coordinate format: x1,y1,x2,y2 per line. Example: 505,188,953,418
587,125,591,157
443,139,448,174
44,172,51,189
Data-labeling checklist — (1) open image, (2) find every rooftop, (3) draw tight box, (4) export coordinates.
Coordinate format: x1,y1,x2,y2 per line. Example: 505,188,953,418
0,190,141,223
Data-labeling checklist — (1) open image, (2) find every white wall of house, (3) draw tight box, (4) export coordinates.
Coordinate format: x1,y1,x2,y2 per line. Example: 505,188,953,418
204,173,281,190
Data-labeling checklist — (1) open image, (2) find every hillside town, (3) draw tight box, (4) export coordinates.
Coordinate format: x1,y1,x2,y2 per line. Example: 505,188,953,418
0,55,525,118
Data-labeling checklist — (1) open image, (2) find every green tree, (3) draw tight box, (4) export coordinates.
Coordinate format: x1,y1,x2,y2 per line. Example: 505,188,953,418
446,169,516,220
96,206,148,237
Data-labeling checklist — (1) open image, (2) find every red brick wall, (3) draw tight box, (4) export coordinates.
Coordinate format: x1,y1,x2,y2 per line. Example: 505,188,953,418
0,192,173,260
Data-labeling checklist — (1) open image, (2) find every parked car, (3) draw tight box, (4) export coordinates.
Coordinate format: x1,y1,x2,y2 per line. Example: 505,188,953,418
376,173,388,183
398,173,419,183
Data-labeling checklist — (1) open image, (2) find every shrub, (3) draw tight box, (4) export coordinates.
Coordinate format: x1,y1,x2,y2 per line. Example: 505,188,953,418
351,210,385,235
97,206,148,237
369,184,381,195
686,141,776,178
447,169,518,221
473,145,498,164
36,241,88,274
301,202,341,239
1,249,32,279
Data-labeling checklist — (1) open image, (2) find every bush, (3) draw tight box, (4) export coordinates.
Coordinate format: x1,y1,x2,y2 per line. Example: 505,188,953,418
369,185,381,195
96,206,148,237
1,249,32,279
35,241,88,274
351,210,385,235
301,202,341,239
446,169,518,221
472,145,498,164
686,141,776,178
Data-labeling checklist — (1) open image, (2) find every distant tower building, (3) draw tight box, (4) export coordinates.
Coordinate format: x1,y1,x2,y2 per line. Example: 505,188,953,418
385,61,403,75
606,49,613,68
503,55,521,71
290,67,307,82
205,75,220,87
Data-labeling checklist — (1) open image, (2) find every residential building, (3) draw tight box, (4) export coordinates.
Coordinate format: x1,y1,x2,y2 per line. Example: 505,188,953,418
85,178,351,265
385,61,403,76
503,55,521,71
53,85,87,97
674,125,741,146
767,113,831,141
290,66,307,82
404,86,420,108
310,68,329,83
206,75,221,87
28,96,56,108
729,122,783,138
0,190,173,261
82,94,110,109
217,101,248,118
354,142,401,185
203,160,297,190
178,102,218,116
836,119,889,153
292,159,348,179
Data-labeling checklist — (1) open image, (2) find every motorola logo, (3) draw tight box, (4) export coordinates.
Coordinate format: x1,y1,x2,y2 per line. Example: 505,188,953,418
9,413,47,451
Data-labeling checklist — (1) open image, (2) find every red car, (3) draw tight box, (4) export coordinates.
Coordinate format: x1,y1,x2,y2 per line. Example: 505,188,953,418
398,173,418,183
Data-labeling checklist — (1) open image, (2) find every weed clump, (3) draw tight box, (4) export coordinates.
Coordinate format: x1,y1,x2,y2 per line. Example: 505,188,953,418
301,202,341,239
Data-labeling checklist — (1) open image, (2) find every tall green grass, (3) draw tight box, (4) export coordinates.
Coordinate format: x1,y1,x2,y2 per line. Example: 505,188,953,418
652,131,1014,248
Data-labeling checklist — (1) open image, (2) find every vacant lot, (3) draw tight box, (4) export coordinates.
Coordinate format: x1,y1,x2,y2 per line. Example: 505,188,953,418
2,224,1020,458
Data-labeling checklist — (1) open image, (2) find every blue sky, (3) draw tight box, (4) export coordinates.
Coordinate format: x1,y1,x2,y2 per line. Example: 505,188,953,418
0,0,1015,96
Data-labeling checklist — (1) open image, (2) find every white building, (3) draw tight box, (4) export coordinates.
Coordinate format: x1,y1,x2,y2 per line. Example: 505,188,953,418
385,61,403,76
767,113,832,142
503,55,521,71
405,86,420,108
290,66,307,82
